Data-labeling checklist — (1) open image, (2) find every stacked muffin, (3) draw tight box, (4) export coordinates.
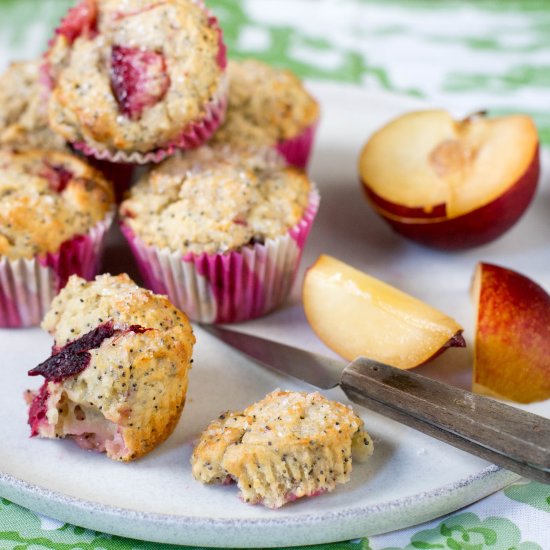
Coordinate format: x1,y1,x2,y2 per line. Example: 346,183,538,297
45,0,227,163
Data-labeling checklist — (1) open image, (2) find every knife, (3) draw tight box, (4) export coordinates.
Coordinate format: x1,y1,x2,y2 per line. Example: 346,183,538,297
201,325,550,485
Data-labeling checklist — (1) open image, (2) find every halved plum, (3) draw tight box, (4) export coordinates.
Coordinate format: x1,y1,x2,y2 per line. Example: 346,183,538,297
359,111,540,250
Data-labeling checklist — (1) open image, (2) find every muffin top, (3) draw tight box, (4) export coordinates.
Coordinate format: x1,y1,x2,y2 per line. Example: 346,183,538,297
193,390,372,467
120,145,312,254
0,149,114,260
212,59,319,148
46,0,226,156
0,60,68,152
42,272,195,345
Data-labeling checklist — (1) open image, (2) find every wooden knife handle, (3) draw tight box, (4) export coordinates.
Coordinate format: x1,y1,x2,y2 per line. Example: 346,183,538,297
340,357,550,484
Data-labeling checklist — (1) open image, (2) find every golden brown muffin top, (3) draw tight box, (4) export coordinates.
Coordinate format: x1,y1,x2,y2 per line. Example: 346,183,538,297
0,149,114,260
46,0,225,155
194,390,371,466
119,145,312,254
212,59,319,147
42,272,194,344
0,60,68,152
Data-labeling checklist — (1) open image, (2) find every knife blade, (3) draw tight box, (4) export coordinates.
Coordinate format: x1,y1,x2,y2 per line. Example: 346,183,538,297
201,325,550,485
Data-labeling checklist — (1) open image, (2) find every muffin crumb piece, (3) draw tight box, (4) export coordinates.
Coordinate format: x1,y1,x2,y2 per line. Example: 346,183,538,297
191,390,373,508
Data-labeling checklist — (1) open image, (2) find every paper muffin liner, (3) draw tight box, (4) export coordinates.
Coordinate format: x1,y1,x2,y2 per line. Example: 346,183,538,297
72,75,228,165
120,188,320,323
0,211,114,328
276,122,318,170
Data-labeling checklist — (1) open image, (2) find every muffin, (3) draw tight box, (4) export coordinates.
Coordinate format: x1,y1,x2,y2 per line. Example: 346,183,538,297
211,59,319,169
0,149,114,327
0,60,68,152
191,390,373,508
45,0,227,163
26,273,195,462
119,145,319,323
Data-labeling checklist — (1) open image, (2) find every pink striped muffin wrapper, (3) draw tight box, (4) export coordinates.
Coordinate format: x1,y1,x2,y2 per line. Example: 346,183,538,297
0,211,114,328
73,75,228,165
276,122,318,170
120,188,320,323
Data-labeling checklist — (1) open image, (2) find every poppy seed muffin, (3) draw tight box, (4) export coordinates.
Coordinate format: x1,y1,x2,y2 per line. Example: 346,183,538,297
119,145,318,322
46,0,227,161
211,60,319,167
0,60,68,152
0,149,114,327
26,273,195,461
191,390,373,508
0,149,113,260
119,145,311,255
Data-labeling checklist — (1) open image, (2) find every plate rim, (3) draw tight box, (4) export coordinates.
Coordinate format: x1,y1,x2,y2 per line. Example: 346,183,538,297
0,463,520,547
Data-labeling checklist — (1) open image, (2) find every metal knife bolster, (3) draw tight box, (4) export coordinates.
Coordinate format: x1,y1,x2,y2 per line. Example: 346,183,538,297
340,358,550,483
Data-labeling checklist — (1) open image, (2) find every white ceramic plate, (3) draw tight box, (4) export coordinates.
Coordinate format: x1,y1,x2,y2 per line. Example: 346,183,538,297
1,82,549,548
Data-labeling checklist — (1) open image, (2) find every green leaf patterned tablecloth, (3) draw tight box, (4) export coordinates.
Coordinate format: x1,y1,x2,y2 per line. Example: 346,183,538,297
1,1,549,549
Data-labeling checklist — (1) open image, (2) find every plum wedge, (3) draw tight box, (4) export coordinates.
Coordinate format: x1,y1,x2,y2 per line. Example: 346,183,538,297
472,263,550,403
303,255,465,369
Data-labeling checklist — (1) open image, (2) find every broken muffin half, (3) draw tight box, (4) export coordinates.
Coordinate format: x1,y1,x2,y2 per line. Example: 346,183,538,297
191,390,373,508
26,273,195,461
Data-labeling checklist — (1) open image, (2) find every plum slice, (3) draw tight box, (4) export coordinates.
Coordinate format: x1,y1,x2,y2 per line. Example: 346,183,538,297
29,321,118,382
40,162,74,193
110,46,170,120
56,0,98,44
